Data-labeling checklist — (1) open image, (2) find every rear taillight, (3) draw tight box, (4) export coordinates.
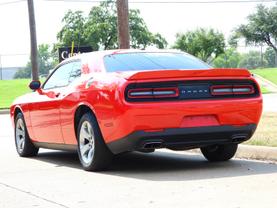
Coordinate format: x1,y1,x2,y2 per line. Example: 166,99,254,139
211,85,254,96
128,87,179,99
126,80,258,102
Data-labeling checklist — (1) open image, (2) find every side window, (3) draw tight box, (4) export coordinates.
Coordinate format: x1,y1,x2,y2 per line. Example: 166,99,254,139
69,61,82,83
43,62,74,90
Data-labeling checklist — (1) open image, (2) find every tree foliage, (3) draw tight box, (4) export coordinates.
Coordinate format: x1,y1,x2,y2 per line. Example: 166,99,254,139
212,48,241,68
233,4,277,66
14,44,56,79
238,51,264,69
57,1,167,50
264,47,276,68
173,28,225,62
57,11,88,47
213,47,276,69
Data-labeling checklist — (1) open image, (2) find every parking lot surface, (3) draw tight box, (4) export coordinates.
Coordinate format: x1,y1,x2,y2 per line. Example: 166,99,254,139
1,114,277,208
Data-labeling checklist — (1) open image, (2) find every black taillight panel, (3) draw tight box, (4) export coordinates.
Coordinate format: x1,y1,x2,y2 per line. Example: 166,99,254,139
125,80,259,102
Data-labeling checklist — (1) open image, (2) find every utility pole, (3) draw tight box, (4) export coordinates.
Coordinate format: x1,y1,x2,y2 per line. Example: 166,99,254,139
260,44,263,68
0,55,2,80
117,0,130,49
275,39,277,67
27,0,39,81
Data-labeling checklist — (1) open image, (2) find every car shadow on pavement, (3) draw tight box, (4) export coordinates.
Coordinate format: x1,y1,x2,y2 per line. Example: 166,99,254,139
33,150,277,181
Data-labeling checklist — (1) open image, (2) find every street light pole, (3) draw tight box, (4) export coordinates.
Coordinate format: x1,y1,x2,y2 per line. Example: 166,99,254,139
27,0,39,81
0,55,2,80
117,0,130,49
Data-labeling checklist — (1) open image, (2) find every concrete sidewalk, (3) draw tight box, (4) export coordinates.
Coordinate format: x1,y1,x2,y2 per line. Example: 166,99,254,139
262,93,277,112
0,109,9,115
188,145,277,162
236,144,277,162
254,74,277,93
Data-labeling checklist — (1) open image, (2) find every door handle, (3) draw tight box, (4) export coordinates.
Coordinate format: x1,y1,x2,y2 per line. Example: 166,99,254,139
55,92,60,97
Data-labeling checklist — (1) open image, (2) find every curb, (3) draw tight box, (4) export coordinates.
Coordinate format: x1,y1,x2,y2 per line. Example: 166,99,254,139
189,144,277,162
236,144,277,162
0,109,9,115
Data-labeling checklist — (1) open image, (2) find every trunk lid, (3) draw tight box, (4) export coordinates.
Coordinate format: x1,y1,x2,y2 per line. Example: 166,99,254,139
119,68,251,81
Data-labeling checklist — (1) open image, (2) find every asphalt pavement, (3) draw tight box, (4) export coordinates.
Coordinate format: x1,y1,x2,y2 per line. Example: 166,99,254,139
0,114,277,208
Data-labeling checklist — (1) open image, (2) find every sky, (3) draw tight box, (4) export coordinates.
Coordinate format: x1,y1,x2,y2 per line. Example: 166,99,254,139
0,0,276,67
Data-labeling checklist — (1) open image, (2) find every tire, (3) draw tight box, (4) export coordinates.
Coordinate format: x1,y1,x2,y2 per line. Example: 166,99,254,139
77,112,113,171
14,113,39,157
200,143,238,162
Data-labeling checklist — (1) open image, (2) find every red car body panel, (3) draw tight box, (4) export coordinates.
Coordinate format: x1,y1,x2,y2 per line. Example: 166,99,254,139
10,50,263,154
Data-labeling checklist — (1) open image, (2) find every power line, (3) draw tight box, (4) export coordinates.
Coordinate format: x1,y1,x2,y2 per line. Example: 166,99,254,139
42,0,277,4
2,0,276,6
0,53,29,56
131,0,277,3
0,0,25,6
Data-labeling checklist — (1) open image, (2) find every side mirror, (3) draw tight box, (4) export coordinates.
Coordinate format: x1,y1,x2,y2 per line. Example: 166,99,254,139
29,80,41,90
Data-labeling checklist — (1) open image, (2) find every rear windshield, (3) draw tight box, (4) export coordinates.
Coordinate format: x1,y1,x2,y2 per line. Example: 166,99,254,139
104,52,210,72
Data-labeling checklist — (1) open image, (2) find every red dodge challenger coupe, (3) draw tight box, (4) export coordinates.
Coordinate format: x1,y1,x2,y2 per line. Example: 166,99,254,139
10,50,263,171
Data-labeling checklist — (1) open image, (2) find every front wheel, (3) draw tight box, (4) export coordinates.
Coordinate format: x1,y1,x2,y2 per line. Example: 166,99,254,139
77,113,113,171
15,113,39,157
200,144,238,162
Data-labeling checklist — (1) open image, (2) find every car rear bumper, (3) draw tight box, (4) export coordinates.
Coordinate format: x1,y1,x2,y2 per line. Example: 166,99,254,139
106,124,257,154
99,95,262,143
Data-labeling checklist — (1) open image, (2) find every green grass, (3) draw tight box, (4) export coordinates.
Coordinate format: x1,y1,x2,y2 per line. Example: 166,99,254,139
260,85,271,94
246,113,277,147
0,79,31,109
251,68,277,85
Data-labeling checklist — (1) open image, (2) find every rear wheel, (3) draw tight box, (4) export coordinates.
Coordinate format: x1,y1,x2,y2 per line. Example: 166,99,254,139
77,113,113,171
200,144,238,162
15,113,39,157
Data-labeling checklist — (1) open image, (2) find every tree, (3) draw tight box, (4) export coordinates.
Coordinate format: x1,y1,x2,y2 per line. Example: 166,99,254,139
57,1,167,50
173,28,225,62
212,48,241,68
84,2,117,50
57,10,88,48
233,4,277,66
264,47,276,68
14,44,56,79
238,51,265,69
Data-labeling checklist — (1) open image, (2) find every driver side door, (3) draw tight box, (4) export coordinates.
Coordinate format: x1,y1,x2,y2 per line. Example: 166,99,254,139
29,61,75,144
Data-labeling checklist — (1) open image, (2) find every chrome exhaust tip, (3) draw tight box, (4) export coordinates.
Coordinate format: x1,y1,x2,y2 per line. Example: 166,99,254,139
143,141,163,149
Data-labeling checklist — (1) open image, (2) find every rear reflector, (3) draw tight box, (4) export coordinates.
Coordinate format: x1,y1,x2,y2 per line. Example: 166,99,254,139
211,85,254,95
128,87,179,99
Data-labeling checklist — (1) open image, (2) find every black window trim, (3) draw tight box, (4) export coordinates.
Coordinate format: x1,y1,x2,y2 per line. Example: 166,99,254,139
42,59,81,90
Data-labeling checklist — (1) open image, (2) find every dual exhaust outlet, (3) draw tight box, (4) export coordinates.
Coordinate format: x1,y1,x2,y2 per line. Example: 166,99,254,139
143,141,164,149
141,135,248,150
